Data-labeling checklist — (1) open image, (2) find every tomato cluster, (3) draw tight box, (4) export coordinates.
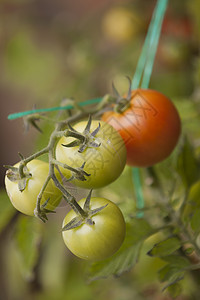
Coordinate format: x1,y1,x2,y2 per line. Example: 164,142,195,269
4,88,181,261
5,119,127,261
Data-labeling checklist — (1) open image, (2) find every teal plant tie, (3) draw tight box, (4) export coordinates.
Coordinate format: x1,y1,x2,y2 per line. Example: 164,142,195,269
131,0,168,217
132,168,144,218
131,0,160,90
141,0,168,89
8,97,102,120
132,0,168,90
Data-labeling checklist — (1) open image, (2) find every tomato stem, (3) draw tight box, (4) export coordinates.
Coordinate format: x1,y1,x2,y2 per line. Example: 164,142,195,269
34,174,52,222
52,172,87,217
18,146,49,179
51,158,90,181
48,122,88,219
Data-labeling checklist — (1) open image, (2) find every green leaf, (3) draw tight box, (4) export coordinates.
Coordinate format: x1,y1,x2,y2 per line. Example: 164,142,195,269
190,208,200,232
4,30,62,98
177,137,199,188
165,281,182,299
181,180,200,222
159,264,184,283
0,189,16,233
87,219,154,281
14,215,43,280
158,255,190,292
147,237,181,257
162,255,191,267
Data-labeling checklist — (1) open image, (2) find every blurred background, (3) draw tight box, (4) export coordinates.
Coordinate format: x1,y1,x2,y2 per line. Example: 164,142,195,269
0,0,200,299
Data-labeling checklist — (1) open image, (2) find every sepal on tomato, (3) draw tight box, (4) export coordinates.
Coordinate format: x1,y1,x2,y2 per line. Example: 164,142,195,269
83,189,93,211
55,160,90,182
62,115,101,153
34,207,56,222
5,165,32,192
62,190,108,231
83,189,108,216
112,77,132,113
23,113,43,133
70,162,90,181
34,197,56,222
18,178,30,192
62,215,83,231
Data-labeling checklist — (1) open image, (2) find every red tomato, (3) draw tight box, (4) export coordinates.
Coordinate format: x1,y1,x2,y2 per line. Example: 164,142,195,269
102,89,181,167
162,16,193,39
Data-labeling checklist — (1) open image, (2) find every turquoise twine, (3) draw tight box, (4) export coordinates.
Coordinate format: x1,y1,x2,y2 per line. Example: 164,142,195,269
7,0,168,219
132,0,168,90
141,0,168,89
8,97,102,120
131,0,168,218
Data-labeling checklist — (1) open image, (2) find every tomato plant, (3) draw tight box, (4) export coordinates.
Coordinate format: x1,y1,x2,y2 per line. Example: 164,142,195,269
5,159,62,216
62,196,126,261
56,120,127,189
102,89,181,167
3,0,200,298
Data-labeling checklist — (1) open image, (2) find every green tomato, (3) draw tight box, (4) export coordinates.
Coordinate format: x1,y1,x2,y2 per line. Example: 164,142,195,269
55,120,127,189
62,197,126,261
5,159,62,216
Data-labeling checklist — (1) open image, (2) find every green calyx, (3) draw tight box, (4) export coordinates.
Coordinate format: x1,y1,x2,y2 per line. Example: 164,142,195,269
62,115,101,153
53,160,90,182
65,161,91,182
112,76,132,114
62,190,108,231
23,113,43,133
5,164,32,192
114,97,131,113
34,197,56,222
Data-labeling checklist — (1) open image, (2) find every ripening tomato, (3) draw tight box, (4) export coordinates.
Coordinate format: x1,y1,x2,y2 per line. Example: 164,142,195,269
162,16,193,40
101,7,143,43
55,120,127,189
102,89,181,167
5,159,62,216
62,197,126,261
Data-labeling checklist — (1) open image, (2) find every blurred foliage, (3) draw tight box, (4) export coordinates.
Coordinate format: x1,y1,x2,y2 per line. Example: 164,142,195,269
0,189,16,232
4,30,62,98
1,0,200,299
